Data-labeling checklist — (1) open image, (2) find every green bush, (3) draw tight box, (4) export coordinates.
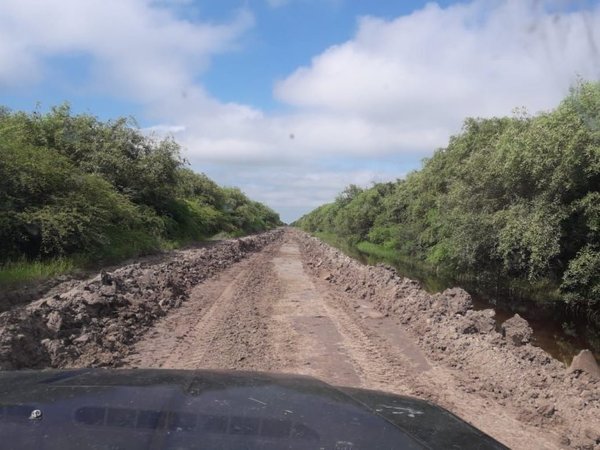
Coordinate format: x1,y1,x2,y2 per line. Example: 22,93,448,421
295,80,600,318
561,246,600,306
0,104,281,285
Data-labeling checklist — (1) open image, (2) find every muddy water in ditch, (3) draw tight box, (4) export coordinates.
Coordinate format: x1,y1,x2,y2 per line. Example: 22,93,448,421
328,240,599,366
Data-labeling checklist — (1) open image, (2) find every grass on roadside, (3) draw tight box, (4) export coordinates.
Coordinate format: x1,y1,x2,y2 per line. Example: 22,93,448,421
0,229,166,289
356,240,562,304
0,258,75,287
355,241,398,260
0,227,255,289
92,228,163,263
312,231,347,248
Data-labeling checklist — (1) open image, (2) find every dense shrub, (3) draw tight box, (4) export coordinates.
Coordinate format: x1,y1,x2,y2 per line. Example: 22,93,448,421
0,105,281,266
295,81,600,317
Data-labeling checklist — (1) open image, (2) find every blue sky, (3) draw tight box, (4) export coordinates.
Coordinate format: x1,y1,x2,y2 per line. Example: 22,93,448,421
3,1,457,117
200,0,457,111
1,0,599,222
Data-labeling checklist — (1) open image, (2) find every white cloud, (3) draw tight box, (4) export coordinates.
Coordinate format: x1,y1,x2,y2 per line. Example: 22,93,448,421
202,163,399,223
172,0,600,171
275,1,600,141
142,124,187,135
265,0,342,8
1,0,599,222
0,0,253,96
185,0,600,221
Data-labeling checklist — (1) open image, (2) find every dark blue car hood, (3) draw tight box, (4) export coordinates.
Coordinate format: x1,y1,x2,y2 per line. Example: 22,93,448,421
0,369,506,449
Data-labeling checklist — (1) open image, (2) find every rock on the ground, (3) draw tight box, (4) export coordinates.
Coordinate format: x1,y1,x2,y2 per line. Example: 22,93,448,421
440,287,473,315
569,349,600,379
501,314,533,346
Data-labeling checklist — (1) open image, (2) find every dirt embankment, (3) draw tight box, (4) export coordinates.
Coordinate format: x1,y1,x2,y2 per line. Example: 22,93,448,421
0,229,283,369
299,232,599,450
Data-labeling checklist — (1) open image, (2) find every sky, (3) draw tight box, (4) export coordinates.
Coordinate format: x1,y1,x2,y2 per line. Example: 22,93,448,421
1,0,599,223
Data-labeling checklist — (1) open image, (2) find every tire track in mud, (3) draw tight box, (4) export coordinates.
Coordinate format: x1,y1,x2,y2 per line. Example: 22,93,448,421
309,277,559,450
270,241,433,394
269,242,363,386
284,241,554,449
122,241,283,370
177,254,282,371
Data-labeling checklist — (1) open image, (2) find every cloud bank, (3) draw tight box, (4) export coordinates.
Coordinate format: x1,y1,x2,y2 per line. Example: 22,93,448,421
1,0,599,222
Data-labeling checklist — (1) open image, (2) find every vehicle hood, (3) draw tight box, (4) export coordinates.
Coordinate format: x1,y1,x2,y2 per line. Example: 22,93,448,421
0,368,506,449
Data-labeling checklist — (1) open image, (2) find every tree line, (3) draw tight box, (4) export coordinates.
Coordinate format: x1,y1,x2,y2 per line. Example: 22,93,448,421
0,105,281,268
295,82,599,322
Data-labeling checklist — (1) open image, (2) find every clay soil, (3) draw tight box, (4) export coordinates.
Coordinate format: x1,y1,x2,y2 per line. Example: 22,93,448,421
1,229,598,449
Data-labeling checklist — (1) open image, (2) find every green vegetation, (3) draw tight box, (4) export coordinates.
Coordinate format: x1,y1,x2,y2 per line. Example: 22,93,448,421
295,81,600,323
355,241,399,261
0,104,281,286
0,258,75,286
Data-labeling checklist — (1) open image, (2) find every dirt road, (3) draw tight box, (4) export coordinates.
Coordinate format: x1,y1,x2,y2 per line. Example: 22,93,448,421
1,228,598,448
120,230,597,449
124,239,424,386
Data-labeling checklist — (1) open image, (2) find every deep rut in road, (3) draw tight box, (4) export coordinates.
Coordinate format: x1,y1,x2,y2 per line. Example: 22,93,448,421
123,242,282,371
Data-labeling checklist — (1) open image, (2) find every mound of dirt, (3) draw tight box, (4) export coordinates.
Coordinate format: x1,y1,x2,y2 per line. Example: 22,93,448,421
502,313,533,346
0,229,283,370
300,233,600,450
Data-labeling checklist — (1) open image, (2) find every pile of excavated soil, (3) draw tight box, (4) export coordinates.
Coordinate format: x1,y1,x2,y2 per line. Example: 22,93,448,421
0,246,188,313
299,233,600,450
0,229,283,370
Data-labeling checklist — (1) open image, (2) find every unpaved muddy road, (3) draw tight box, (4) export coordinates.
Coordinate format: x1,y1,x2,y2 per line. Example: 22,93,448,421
1,229,598,449
119,230,598,450
124,239,408,384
